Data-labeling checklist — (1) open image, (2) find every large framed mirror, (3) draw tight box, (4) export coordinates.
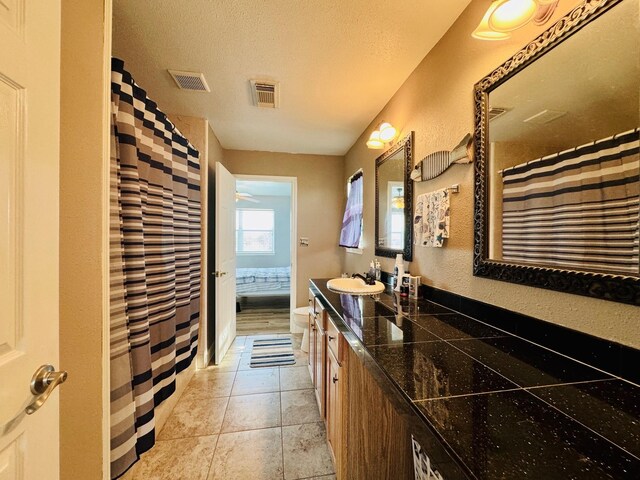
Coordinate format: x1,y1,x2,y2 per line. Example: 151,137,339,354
375,132,414,261
473,0,639,305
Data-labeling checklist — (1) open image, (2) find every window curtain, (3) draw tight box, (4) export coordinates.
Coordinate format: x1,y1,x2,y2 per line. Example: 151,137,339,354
339,172,364,248
109,58,201,479
501,128,639,274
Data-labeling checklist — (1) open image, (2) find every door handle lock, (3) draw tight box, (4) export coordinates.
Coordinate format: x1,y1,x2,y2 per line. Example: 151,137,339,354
26,365,68,415
213,271,228,277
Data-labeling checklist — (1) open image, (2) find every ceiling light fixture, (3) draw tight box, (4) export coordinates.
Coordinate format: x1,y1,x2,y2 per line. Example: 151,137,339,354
366,122,397,149
472,0,559,41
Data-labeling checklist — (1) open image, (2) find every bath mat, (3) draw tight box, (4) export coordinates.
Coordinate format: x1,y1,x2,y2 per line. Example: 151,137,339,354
250,337,295,367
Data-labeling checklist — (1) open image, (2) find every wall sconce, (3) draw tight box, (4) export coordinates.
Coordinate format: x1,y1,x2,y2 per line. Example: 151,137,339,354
472,0,559,41
366,122,397,149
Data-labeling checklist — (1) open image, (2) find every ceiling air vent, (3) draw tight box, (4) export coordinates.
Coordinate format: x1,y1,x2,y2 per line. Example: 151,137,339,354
524,109,567,125
250,80,279,108
488,107,508,121
168,70,210,92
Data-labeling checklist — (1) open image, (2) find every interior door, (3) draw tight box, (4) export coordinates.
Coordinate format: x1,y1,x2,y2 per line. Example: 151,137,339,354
0,1,63,478
214,162,237,363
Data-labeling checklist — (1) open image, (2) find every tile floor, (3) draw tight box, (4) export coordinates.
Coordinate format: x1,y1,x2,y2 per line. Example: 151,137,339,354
128,334,336,480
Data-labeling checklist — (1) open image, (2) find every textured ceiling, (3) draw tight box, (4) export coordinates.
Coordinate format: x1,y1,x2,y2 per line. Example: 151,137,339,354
112,0,471,155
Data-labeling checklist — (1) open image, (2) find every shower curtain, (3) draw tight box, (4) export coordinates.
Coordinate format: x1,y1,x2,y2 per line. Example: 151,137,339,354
109,58,201,479
501,128,639,273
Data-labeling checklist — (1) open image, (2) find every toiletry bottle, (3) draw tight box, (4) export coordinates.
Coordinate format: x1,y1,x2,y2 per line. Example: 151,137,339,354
394,254,404,292
374,259,381,281
369,260,375,280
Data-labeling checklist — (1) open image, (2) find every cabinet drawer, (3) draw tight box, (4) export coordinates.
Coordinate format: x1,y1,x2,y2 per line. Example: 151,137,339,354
326,316,343,364
308,289,316,314
314,298,326,332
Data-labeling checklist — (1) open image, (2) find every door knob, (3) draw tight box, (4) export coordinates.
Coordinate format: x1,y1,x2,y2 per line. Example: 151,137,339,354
26,365,68,415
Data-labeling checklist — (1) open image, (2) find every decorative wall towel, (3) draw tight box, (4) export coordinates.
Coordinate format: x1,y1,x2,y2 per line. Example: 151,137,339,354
414,189,450,247
110,57,201,479
501,128,639,274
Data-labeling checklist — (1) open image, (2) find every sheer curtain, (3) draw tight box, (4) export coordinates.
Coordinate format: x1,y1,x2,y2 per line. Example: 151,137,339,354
339,172,364,248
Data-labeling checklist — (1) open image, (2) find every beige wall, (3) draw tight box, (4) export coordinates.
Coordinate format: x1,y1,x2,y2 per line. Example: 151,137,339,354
59,0,109,478
222,150,344,307
342,0,640,349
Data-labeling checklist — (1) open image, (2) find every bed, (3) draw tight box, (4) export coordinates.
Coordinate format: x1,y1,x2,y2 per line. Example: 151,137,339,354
236,266,291,297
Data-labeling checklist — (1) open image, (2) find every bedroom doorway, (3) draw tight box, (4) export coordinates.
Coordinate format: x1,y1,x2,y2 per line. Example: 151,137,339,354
234,176,297,336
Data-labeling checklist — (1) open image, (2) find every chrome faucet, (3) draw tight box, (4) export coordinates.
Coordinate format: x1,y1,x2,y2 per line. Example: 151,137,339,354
352,272,376,285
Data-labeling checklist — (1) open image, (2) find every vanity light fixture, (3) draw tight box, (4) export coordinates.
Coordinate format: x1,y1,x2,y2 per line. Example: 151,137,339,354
472,0,559,40
367,122,398,149
366,130,385,149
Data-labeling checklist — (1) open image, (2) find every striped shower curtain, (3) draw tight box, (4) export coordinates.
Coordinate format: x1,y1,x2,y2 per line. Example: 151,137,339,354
501,128,639,274
109,58,201,478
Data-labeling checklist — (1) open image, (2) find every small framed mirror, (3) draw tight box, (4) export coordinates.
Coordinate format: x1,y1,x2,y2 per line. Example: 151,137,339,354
375,132,414,261
473,0,639,305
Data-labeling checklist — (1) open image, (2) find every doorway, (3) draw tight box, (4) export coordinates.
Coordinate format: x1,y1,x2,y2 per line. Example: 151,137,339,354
234,176,297,336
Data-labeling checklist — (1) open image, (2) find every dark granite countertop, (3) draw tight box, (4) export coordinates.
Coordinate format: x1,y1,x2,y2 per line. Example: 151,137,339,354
310,279,640,480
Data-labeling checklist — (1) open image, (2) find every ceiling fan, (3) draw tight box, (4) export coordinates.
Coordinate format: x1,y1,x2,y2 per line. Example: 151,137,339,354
235,191,260,203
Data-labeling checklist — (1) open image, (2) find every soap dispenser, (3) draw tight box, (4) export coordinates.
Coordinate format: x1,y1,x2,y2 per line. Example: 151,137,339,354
374,259,381,281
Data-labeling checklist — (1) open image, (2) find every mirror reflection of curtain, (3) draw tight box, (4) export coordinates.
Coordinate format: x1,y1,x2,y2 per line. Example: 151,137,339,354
339,172,364,248
109,58,202,478
501,128,639,274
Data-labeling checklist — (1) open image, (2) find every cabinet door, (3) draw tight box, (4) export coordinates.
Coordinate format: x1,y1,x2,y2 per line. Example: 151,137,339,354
308,306,315,377
314,314,326,416
326,348,341,468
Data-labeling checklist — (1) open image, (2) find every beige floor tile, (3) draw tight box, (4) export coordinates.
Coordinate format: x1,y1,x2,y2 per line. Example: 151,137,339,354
304,476,337,480
209,352,241,372
221,392,281,433
231,368,280,396
282,423,334,480
129,436,217,480
159,394,228,440
280,349,309,369
188,370,236,398
280,389,322,426
280,366,313,391
208,427,283,480
228,336,248,354
238,353,253,371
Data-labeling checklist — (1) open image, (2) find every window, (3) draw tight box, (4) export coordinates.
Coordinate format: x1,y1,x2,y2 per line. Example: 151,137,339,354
236,208,275,254
340,171,364,250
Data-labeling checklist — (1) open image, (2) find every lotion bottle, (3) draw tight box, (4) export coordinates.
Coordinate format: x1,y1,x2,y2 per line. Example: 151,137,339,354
394,254,404,292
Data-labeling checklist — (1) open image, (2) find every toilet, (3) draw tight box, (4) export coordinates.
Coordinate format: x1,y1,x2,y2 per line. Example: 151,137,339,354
293,306,310,353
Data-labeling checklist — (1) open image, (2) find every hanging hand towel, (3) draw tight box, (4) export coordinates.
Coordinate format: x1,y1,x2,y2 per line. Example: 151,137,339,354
414,188,450,247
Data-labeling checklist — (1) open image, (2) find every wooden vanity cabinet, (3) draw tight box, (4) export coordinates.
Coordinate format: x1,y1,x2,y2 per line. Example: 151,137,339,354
308,292,347,478
326,319,344,472
307,289,316,376
311,298,326,417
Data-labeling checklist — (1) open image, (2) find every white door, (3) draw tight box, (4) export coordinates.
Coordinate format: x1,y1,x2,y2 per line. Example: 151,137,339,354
214,162,237,363
0,1,63,479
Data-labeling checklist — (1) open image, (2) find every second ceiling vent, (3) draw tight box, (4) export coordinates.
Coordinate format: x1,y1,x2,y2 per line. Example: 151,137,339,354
250,80,279,108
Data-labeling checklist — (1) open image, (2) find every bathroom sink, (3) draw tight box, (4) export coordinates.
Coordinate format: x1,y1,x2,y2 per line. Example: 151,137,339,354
327,278,385,295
